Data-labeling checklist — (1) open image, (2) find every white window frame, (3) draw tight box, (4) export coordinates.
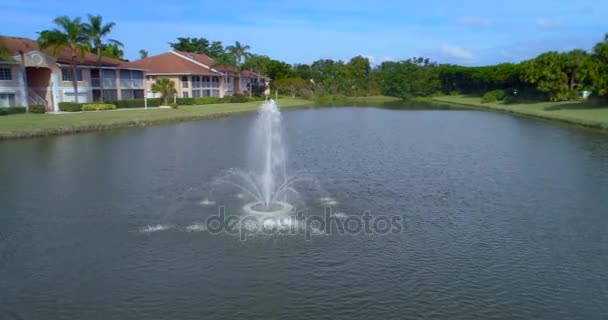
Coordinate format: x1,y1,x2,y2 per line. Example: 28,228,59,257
61,68,83,82
0,67,12,81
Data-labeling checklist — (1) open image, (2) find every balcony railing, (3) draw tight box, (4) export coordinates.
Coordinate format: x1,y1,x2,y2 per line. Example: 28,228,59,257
120,79,144,89
91,78,118,88
192,82,220,88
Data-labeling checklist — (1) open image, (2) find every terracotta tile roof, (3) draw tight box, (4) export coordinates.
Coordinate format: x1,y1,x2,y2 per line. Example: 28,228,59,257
132,51,262,78
0,36,142,69
130,51,222,76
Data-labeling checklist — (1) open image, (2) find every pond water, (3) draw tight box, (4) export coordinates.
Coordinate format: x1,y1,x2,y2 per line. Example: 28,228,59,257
1,104,607,319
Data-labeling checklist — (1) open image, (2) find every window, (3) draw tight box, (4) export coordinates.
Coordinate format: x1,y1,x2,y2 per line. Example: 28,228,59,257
192,89,201,98
0,68,12,81
0,93,16,107
226,77,232,84
61,68,83,82
181,76,189,88
182,91,189,98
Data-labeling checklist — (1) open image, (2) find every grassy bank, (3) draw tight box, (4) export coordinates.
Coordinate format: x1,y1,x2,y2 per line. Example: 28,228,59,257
431,95,608,131
0,98,313,140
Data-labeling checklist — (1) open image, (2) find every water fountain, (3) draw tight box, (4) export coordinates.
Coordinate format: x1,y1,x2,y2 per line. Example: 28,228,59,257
215,100,303,216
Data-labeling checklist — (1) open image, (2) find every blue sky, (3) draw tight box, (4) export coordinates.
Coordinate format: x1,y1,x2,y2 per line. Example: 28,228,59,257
1,0,606,66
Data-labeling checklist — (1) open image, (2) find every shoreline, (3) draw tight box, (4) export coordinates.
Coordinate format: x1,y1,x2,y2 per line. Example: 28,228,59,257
0,98,314,140
430,96,608,132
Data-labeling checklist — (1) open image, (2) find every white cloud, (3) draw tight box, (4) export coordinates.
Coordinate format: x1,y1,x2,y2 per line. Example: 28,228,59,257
456,16,491,27
440,44,474,61
536,18,562,30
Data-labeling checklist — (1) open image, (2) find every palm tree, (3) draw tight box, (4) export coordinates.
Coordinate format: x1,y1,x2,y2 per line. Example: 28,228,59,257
139,49,149,59
226,41,251,69
83,14,122,101
151,78,176,105
38,16,90,103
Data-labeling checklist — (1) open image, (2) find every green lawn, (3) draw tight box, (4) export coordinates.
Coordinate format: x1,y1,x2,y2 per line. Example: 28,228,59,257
432,95,608,131
0,98,314,139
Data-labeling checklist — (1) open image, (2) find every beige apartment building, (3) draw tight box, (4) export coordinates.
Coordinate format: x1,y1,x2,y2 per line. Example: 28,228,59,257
0,36,145,111
131,50,270,99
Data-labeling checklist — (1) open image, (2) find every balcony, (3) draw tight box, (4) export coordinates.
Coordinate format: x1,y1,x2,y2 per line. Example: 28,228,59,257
120,79,144,89
192,82,220,89
91,78,118,88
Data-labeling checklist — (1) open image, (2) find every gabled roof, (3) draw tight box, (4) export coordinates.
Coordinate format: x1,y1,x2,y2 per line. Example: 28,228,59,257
132,50,270,79
130,51,222,76
0,36,142,69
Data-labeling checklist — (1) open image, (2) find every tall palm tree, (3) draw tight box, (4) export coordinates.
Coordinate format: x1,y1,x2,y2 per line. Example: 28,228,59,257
226,41,251,69
38,16,90,103
84,14,122,101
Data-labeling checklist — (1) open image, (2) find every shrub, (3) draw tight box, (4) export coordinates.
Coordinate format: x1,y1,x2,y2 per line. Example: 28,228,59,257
227,93,249,103
481,89,507,103
176,98,196,105
169,103,179,109
449,90,461,96
503,95,521,105
59,102,82,112
81,103,117,111
29,105,46,114
481,92,498,103
7,106,27,114
107,99,161,109
0,109,8,116
194,97,222,105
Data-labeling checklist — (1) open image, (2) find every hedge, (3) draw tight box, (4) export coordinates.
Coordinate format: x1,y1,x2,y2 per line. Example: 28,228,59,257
107,98,161,109
82,103,117,111
481,89,507,103
29,105,46,114
0,109,8,116
58,102,82,112
7,107,27,114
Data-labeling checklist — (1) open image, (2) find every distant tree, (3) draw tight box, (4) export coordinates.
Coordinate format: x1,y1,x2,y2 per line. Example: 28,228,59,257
151,78,177,105
293,64,313,80
169,37,209,53
592,33,608,100
207,41,224,58
211,52,237,69
169,37,224,58
274,77,308,98
347,56,371,78
242,54,272,74
38,16,90,103
139,49,148,59
226,41,251,68
100,43,124,60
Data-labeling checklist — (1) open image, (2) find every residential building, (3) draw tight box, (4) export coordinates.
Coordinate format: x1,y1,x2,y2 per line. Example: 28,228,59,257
0,36,145,111
131,50,269,99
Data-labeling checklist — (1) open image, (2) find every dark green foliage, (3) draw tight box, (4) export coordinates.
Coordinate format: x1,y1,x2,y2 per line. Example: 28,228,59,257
169,103,179,109
481,92,498,103
0,109,8,116
169,37,225,58
176,98,196,105
224,94,249,103
81,103,117,111
58,102,82,112
194,97,222,105
481,89,506,103
29,105,46,114
7,107,27,114
107,99,161,108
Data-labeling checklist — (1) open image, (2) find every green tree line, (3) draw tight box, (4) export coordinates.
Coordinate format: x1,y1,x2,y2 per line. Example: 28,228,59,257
30,14,608,104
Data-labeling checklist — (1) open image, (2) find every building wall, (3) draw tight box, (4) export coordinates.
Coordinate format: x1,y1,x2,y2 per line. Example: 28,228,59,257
145,74,226,99
0,63,27,107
